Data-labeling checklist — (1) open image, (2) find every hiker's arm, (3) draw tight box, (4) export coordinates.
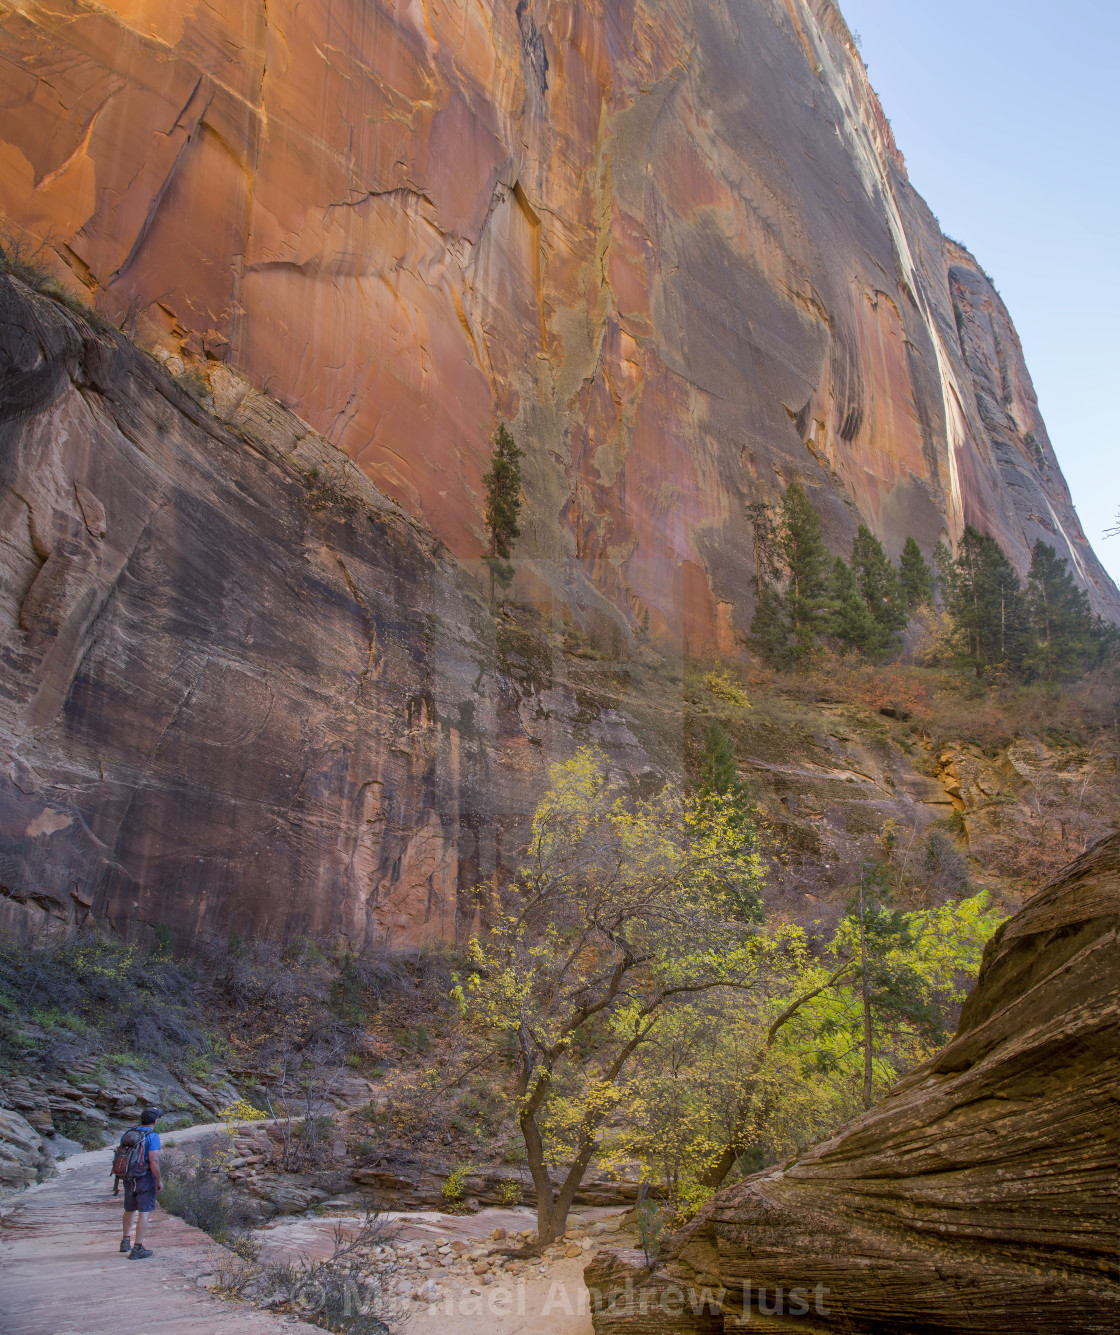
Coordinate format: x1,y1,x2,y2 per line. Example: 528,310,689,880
148,1148,162,1192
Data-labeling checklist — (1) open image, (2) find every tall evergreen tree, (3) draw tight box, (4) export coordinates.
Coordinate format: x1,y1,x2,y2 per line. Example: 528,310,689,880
898,536,934,611
938,526,1030,676
851,524,907,655
698,720,753,815
778,480,832,660
749,587,793,668
830,556,880,657
745,501,783,599
844,862,946,1108
482,421,523,560
1025,541,1096,679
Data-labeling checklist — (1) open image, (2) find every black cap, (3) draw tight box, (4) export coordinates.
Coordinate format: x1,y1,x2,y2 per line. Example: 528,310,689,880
139,1107,161,1125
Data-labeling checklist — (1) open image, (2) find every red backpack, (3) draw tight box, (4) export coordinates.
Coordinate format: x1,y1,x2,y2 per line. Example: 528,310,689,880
110,1128,149,1196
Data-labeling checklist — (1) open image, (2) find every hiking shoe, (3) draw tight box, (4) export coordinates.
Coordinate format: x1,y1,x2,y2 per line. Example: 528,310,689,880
120,1238,132,1253
129,1245,153,1259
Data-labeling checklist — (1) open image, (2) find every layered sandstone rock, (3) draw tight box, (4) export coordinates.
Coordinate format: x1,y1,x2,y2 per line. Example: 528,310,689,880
585,833,1120,1333
0,271,652,945
1,0,1115,642
0,1108,53,1195
1,271,1115,945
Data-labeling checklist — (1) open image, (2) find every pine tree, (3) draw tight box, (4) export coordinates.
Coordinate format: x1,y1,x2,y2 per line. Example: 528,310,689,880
482,421,524,560
1025,541,1096,679
745,501,783,599
778,480,832,660
850,524,907,656
698,720,751,809
846,861,946,1107
749,587,793,668
1091,615,1120,664
898,536,934,611
830,556,880,656
938,526,1030,676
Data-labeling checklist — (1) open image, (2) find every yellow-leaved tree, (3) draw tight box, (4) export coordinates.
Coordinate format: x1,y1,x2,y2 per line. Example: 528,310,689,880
455,746,769,1245
618,883,1002,1218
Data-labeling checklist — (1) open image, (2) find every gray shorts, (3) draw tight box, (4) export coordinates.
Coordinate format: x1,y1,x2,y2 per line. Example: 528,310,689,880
123,1171,157,1213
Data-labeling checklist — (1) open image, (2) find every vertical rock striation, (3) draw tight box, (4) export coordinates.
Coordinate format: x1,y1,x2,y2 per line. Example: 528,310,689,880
0,0,1115,640
0,273,652,945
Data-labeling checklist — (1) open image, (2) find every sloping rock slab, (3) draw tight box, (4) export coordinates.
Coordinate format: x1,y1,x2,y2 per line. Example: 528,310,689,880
587,833,1120,1333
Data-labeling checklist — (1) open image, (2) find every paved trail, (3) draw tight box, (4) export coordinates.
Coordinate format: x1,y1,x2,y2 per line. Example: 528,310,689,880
0,1124,320,1335
0,1124,599,1335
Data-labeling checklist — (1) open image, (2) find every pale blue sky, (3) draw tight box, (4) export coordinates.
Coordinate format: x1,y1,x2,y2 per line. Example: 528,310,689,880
838,0,1120,588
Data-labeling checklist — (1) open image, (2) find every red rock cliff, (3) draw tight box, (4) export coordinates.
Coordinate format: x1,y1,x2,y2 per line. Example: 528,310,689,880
2,0,1116,638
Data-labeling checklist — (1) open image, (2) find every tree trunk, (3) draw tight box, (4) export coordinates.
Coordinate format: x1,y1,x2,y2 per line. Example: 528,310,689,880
521,1111,556,1242
543,1140,596,1243
699,1142,741,1190
700,962,856,1189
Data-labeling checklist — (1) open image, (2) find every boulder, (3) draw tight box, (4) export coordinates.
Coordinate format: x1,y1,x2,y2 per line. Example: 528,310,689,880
183,1081,223,1114
46,1132,86,1160
587,834,1120,1333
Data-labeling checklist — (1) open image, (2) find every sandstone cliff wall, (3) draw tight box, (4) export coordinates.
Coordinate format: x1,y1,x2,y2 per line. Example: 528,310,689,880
586,833,1120,1333
2,0,1116,638
0,272,655,946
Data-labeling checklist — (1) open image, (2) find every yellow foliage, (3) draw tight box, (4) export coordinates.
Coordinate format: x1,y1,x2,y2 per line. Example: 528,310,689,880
704,667,752,708
448,746,769,1233
219,1097,267,1125
441,1162,475,1203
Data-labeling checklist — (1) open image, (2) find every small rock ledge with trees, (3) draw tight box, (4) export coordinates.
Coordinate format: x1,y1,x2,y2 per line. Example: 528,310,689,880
748,481,1115,678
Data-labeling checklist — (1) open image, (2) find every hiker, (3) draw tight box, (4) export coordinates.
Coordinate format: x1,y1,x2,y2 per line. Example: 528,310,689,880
114,1107,163,1259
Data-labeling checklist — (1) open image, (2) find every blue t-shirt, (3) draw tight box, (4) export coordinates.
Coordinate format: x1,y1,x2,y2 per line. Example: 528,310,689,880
137,1128,160,1173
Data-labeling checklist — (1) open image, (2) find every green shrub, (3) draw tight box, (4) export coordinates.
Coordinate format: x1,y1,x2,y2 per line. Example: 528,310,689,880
55,1117,105,1150
941,810,967,838
186,1053,212,1080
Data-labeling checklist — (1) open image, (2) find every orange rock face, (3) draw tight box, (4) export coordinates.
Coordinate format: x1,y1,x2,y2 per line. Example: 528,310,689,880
1,0,1116,638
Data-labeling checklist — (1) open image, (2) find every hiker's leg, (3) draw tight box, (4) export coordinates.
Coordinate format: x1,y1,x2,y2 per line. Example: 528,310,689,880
134,1210,151,1246
122,1209,136,1242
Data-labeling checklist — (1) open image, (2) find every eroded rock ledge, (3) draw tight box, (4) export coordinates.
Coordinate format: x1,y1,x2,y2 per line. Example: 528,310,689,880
585,833,1120,1333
